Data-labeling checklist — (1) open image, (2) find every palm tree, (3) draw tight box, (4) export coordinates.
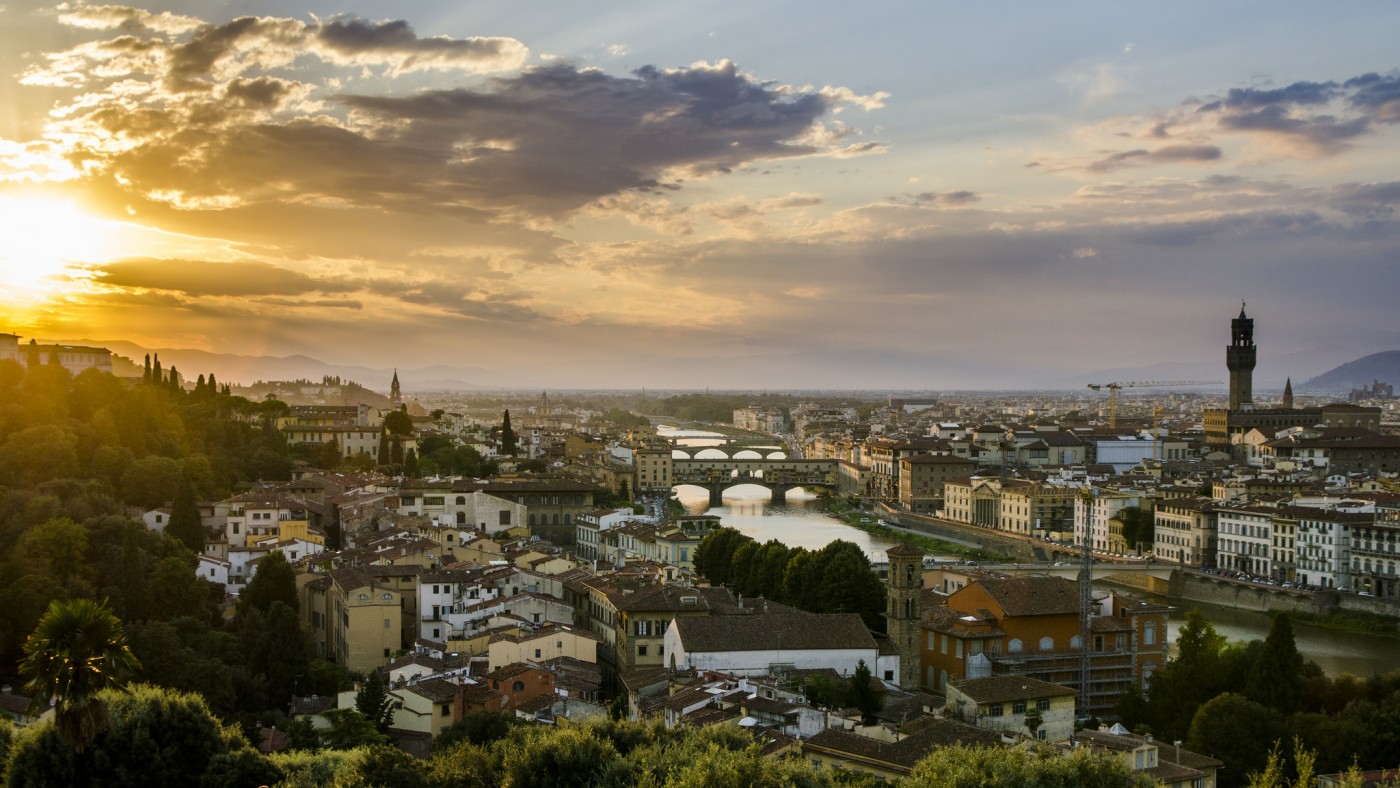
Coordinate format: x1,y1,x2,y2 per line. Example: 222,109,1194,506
20,598,140,751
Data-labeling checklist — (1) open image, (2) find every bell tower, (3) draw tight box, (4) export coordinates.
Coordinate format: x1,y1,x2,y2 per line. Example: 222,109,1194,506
885,541,924,690
1227,303,1256,411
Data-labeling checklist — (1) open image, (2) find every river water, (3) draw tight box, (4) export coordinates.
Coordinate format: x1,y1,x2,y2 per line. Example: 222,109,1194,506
660,426,900,561
659,426,1396,676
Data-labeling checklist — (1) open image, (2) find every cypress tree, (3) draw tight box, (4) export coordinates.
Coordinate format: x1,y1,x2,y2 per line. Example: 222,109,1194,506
377,433,390,466
195,374,206,396
168,365,181,393
152,354,162,384
1245,613,1304,714
500,410,517,456
166,471,204,553
208,373,218,394
143,354,152,383
404,448,418,477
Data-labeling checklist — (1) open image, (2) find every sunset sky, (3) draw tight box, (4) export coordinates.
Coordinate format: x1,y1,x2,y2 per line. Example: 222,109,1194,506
2,1,1398,389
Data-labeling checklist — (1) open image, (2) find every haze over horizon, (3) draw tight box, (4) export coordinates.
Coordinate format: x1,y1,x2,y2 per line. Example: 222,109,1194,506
2,2,1398,389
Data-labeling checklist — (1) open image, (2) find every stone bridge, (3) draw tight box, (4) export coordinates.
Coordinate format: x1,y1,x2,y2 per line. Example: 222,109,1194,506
669,440,789,460
671,457,838,506
974,562,1178,594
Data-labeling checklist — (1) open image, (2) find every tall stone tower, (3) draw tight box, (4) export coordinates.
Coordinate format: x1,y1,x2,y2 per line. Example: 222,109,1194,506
1227,304,1256,410
885,541,924,690
390,369,401,404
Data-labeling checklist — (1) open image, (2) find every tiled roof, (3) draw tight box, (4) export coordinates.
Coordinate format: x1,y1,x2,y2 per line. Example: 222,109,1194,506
804,718,1000,773
948,675,1076,704
966,577,1080,617
673,612,874,653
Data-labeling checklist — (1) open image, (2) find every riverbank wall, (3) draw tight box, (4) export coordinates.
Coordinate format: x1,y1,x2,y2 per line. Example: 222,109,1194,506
1167,571,1400,619
875,508,1039,561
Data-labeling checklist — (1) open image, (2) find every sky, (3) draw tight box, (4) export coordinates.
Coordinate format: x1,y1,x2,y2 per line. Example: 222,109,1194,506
1,1,1398,389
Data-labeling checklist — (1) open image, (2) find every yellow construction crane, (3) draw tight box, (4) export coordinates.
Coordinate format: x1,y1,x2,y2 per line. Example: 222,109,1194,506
1086,380,1222,428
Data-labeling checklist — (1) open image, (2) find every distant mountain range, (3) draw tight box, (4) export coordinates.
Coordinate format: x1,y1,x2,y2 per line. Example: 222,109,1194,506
1301,350,1400,394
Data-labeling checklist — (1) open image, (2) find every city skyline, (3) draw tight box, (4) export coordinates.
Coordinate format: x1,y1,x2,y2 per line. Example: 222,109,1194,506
2,2,1398,389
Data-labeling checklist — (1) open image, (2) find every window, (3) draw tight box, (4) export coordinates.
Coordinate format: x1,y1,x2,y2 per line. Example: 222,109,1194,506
512,681,524,692
535,649,541,658
1037,699,1050,712
989,704,1004,717
638,645,648,657
1012,701,1026,714
1008,638,1023,653
1144,620,1157,646
442,704,451,717
1039,636,1054,651
500,511,511,526
384,618,391,629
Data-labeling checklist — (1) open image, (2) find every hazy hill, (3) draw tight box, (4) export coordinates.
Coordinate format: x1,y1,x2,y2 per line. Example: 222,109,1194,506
1301,350,1400,394
52,339,496,392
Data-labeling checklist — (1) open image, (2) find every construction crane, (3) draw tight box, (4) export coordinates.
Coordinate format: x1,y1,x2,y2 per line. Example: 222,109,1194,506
1086,380,1222,429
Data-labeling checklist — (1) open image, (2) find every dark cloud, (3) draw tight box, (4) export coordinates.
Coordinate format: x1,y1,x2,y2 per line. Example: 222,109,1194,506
94,259,359,297
394,288,542,322
313,18,525,70
337,60,855,214
1344,72,1400,122
904,190,980,206
1198,81,1340,112
1087,144,1222,172
1190,73,1400,155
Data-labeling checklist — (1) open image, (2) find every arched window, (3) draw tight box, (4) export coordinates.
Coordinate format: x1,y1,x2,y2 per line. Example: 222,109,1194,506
528,514,536,526
564,513,571,525
1070,635,1084,649
456,496,466,505
1038,636,1054,651
552,513,560,526
512,681,524,692
1008,638,1023,653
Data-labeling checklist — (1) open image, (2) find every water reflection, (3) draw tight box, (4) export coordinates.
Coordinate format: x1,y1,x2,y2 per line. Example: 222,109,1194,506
674,483,899,562
1155,596,1395,678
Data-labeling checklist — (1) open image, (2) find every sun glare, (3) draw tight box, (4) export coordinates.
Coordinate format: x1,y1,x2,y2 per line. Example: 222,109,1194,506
0,193,123,308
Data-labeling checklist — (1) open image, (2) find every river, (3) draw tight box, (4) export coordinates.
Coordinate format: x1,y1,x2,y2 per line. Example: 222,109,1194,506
659,426,900,561
659,426,1396,676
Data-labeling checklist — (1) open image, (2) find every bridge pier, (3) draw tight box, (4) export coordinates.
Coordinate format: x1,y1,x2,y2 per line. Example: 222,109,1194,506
770,486,786,505
708,485,723,507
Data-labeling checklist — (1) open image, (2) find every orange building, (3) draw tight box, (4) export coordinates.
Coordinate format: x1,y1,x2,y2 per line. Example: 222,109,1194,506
920,576,1168,717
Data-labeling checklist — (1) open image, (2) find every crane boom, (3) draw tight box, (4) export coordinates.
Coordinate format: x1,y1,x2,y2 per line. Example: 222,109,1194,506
1086,380,1222,428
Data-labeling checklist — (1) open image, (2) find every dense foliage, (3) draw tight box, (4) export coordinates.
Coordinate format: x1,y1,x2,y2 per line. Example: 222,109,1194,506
694,528,887,631
1117,610,1400,786
3,697,1155,787
0,361,350,730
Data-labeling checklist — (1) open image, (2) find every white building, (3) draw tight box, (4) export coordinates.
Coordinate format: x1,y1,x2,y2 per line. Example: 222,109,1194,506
1215,505,1276,577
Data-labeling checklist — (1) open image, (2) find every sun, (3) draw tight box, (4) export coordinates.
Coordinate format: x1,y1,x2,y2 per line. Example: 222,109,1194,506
0,192,123,307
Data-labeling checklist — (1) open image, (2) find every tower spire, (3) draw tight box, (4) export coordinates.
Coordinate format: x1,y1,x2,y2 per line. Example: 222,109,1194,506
390,369,401,403
1282,377,1294,410
1227,306,1257,411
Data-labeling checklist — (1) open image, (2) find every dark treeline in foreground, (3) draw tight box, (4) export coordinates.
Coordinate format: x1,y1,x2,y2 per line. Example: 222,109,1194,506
0,683,1165,788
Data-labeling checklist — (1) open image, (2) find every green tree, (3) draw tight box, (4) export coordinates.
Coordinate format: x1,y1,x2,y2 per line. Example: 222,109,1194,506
1187,692,1289,788
20,598,141,751
384,407,414,436
319,708,389,750
1147,608,1229,740
238,549,298,617
165,470,204,553
4,684,276,788
693,527,754,586
1245,614,1305,715
434,709,524,751
906,741,1157,787
354,670,398,732
500,409,517,456
849,660,883,724
1117,507,1155,553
